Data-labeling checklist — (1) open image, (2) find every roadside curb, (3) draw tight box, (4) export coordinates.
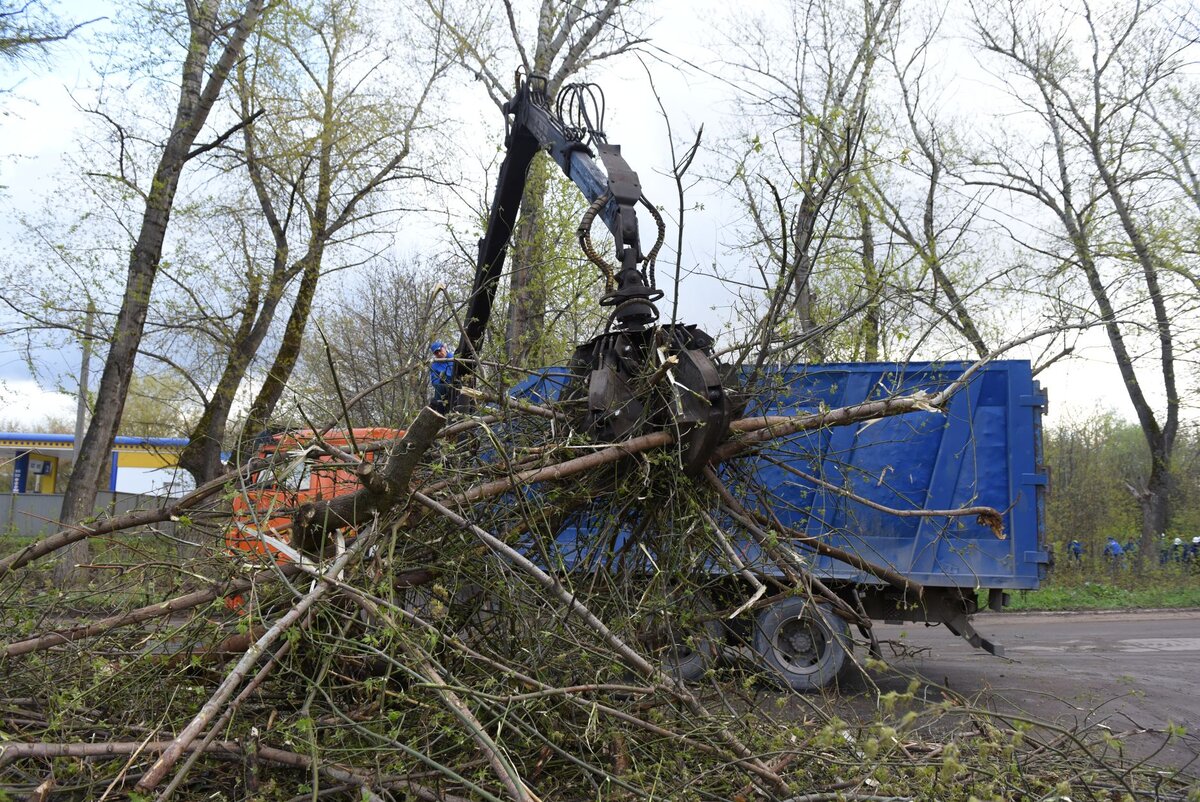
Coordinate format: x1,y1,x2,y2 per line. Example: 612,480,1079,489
977,607,1200,618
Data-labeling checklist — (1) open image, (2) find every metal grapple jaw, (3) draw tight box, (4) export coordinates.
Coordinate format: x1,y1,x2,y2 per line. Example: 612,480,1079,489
569,324,741,476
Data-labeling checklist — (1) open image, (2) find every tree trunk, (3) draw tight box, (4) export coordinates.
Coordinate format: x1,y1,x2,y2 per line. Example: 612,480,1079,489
237,68,335,448
179,264,289,485
1136,449,1171,574
856,198,880,360
784,186,826,360
922,161,987,359
56,0,264,584
970,4,1183,576
505,155,551,365
239,256,323,449
178,346,254,485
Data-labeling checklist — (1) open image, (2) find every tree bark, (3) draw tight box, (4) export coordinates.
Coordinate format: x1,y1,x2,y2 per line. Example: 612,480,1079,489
177,276,265,484
970,0,1183,573
856,197,880,360
291,407,444,553
230,17,435,449
504,156,552,364
239,254,323,443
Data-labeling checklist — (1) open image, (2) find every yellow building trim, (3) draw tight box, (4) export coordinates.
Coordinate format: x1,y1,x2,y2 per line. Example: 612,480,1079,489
0,439,72,451
1,439,185,453
40,454,58,494
112,443,185,454
116,451,177,469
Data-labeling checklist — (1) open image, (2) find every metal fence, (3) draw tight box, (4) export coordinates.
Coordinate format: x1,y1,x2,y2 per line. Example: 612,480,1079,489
0,492,179,537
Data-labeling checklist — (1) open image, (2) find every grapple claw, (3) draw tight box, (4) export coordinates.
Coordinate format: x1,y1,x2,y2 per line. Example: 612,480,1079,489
569,324,741,475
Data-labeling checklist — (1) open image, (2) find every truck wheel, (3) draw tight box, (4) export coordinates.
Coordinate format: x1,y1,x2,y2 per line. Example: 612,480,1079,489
638,592,722,683
753,598,850,691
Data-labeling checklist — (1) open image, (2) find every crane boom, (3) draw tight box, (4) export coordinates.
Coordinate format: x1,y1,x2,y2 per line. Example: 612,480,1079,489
453,73,738,475
458,75,660,371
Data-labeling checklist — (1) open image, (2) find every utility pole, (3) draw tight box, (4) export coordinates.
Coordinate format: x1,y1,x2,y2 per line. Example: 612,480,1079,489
73,300,94,468
56,300,95,586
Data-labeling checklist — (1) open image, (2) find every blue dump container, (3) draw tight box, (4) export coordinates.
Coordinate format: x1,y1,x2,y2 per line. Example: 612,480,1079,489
511,360,1048,687
742,360,1048,591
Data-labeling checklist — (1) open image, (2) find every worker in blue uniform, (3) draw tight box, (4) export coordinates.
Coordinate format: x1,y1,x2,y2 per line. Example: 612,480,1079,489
1103,537,1124,575
1067,540,1083,564
430,340,455,413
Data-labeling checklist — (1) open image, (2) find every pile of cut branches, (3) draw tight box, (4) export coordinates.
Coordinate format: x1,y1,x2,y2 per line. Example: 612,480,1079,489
1,375,1191,801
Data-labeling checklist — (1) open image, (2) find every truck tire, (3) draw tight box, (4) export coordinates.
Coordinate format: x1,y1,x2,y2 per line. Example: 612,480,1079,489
661,621,721,683
637,591,722,683
753,598,850,691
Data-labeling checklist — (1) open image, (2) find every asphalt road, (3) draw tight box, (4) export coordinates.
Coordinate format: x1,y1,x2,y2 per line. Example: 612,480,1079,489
856,609,1200,776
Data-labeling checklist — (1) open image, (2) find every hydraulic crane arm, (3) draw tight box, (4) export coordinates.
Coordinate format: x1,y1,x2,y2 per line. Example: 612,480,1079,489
457,75,661,374
453,73,738,475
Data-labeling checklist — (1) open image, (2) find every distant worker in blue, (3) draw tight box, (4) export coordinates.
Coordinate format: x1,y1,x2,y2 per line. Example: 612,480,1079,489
429,340,455,413
1067,540,1083,564
1103,537,1124,572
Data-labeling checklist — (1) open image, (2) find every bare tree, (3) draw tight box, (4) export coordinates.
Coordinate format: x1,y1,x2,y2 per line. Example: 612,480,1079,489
291,256,454,426
175,0,449,484
863,15,994,360
721,0,900,369
56,0,265,582
1145,82,1200,288
969,0,1198,565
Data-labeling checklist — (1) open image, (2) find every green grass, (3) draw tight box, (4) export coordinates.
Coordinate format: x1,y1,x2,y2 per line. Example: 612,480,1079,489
1,529,212,612
997,570,1200,611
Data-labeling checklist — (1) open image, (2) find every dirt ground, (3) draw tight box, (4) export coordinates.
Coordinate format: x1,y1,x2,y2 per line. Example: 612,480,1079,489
828,609,1200,778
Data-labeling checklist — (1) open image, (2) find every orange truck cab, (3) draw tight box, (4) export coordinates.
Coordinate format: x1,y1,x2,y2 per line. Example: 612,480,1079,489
226,427,405,565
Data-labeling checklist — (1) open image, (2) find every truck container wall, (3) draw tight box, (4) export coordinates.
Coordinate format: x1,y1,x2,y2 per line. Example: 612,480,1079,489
516,360,1048,592
739,360,1048,590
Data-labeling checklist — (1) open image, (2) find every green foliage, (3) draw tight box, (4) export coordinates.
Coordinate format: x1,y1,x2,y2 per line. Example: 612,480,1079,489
1045,411,1141,547
0,0,83,67
1045,412,1200,559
